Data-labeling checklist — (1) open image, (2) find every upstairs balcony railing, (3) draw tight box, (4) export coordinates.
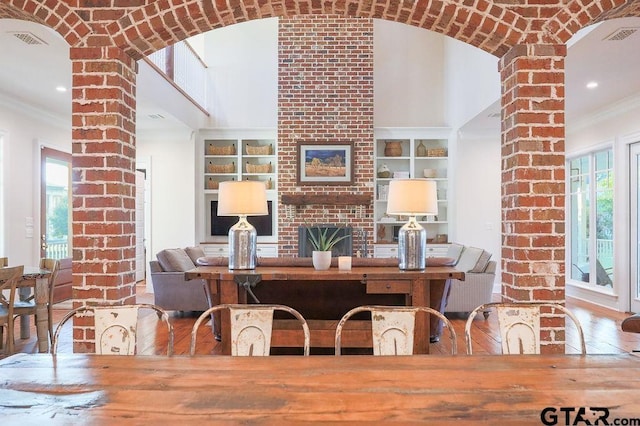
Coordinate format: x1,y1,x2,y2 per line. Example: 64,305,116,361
145,41,209,115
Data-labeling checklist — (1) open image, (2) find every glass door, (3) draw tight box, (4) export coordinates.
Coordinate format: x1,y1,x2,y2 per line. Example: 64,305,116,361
630,143,640,312
40,147,71,259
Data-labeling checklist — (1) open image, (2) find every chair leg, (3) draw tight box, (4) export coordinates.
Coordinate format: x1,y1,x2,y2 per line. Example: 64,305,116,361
48,306,54,345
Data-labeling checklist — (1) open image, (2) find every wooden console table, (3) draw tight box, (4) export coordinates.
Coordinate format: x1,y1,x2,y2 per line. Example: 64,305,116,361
185,266,464,354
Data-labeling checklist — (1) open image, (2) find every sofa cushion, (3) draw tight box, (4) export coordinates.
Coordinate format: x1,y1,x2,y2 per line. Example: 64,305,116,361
469,250,492,273
185,246,206,264
156,248,196,272
196,256,229,266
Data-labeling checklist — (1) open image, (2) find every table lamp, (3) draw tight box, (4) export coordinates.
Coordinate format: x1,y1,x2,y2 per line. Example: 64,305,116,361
386,179,438,270
217,181,268,270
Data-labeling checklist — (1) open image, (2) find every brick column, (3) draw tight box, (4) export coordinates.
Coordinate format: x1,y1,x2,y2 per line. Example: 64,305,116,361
499,44,567,353
70,46,137,352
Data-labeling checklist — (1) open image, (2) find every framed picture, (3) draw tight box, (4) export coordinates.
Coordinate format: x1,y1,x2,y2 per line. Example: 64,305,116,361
296,142,354,185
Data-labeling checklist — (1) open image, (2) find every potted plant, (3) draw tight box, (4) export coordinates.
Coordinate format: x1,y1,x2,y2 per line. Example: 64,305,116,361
306,225,350,270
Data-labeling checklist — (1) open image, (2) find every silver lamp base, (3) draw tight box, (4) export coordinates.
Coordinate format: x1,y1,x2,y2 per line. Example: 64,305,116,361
397,216,426,270
228,215,258,270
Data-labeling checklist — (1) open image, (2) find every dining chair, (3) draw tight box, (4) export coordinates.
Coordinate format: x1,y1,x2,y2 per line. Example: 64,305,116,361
39,258,60,344
334,305,458,355
51,303,174,356
464,302,587,355
0,257,8,267
0,265,25,355
190,304,311,356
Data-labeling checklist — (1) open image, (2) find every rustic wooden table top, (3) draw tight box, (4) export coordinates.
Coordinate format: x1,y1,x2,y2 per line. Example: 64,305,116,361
185,265,465,281
1,353,639,423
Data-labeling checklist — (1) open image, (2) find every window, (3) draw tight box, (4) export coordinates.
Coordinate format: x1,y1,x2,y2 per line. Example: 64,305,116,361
568,149,614,289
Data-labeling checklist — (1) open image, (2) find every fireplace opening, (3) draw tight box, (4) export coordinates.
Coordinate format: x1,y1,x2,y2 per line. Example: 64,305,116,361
298,225,353,257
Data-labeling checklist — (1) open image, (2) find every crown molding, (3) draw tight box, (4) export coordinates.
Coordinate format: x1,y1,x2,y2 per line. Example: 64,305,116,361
0,92,69,132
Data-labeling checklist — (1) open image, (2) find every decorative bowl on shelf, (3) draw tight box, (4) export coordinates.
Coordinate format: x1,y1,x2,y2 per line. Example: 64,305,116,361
423,168,437,178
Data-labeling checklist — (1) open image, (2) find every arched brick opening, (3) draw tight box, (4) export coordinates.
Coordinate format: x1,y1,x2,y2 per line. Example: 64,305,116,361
2,0,639,352
104,0,526,58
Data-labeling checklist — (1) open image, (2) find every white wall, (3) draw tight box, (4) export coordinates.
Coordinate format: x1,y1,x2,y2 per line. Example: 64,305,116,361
136,128,198,258
374,19,445,127
203,18,278,128
444,37,500,130
453,129,502,286
0,97,71,267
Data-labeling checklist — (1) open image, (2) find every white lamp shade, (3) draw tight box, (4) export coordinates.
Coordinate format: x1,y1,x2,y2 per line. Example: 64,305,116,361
386,179,438,216
217,181,268,216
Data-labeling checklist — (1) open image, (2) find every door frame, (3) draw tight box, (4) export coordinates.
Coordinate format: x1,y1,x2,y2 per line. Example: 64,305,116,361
629,140,640,313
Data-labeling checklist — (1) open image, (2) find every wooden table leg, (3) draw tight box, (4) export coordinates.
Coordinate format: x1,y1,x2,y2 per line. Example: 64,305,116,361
34,276,50,353
218,278,240,355
18,287,31,339
411,278,431,354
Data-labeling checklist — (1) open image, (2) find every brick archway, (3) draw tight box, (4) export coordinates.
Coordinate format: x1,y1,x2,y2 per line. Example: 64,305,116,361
2,0,639,353
104,0,527,58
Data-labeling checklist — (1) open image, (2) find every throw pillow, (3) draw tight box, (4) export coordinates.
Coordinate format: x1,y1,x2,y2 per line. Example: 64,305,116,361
156,248,196,272
455,246,485,272
185,246,206,264
469,250,492,273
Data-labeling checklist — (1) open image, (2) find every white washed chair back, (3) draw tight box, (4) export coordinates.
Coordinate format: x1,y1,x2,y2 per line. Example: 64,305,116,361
229,306,275,356
371,308,416,355
94,306,138,355
496,305,540,354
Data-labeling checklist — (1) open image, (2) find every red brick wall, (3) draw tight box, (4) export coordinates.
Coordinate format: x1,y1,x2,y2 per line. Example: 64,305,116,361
277,16,374,257
70,46,138,352
499,43,566,353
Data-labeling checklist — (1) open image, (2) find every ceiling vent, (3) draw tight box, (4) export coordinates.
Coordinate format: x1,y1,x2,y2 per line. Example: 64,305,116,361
148,114,165,120
9,31,48,45
488,112,500,119
603,27,638,42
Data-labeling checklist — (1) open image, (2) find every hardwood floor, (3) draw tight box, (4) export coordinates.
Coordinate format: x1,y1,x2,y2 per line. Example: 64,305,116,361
4,284,640,357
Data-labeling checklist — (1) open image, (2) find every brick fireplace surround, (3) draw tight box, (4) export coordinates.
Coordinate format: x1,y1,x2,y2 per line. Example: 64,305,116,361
2,0,636,353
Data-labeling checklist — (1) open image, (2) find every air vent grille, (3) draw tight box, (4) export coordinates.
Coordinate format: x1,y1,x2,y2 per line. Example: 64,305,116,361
9,31,47,45
603,27,638,41
148,114,165,120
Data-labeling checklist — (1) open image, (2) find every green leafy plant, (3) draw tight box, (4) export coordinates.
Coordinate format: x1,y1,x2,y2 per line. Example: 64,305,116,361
306,225,350,252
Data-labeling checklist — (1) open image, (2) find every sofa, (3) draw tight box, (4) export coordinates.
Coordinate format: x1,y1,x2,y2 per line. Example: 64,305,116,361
443,243,497,318
149,247,210,313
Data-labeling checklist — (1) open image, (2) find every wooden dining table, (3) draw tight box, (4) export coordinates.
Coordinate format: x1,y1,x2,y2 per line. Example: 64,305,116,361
1,353,639,423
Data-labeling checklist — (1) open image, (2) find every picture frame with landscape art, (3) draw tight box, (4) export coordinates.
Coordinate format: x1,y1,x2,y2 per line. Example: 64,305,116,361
296,142,354,185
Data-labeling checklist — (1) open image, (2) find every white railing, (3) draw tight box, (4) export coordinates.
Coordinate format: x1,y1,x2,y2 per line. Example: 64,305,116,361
596,238,614,272
45,239,69,260
146,41,208,112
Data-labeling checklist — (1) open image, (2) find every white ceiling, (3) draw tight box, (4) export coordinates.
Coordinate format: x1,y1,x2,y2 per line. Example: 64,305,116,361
1,16,639,134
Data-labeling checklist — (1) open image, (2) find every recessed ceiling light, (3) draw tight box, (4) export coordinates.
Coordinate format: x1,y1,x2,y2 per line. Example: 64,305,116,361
586,81,598,89
55,86,67,92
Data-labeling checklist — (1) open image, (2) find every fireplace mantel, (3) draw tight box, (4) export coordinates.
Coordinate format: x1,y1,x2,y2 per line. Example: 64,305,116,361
281,194,371,206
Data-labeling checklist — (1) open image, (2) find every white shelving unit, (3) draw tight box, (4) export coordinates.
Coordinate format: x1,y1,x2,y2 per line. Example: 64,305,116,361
373,127,452,256
196,129,279,253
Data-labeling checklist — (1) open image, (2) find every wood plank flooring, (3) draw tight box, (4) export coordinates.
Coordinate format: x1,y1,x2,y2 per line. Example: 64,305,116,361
4,284,640,357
